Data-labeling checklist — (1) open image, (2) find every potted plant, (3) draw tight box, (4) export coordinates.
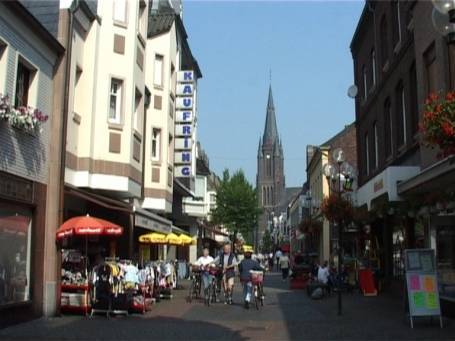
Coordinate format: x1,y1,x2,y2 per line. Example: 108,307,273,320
421,92,455,157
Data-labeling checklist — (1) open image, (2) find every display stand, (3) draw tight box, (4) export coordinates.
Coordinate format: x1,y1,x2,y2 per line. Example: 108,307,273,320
404,249,443,329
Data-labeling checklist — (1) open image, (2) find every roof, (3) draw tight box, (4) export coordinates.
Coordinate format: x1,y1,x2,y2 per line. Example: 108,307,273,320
147,12,176,38
284,187,303,207
350,1,373,52
4,1,65,55
262,85,279,145
147,12,202,78
320,122,355,147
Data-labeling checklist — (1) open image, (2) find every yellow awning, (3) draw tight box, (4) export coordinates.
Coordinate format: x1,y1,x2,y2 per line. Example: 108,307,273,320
139,232,166,244
180,234,196,245
166,233,182,245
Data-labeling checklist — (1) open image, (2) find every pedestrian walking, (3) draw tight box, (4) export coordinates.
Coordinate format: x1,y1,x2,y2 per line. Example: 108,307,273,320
275,249,282,271
279,252,290,280
268,252,274,271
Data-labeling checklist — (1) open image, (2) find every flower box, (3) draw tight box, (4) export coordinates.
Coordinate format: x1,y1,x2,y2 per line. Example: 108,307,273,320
0,94,48,134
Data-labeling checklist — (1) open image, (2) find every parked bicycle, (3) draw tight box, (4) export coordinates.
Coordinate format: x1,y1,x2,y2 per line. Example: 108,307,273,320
205,265,223,306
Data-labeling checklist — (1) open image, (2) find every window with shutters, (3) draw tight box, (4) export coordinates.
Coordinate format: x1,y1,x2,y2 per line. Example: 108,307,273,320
424,43,437,96
384,99,393,158
373,122,379,169
154,54,164,88
396,83,407,146
113,0,128,25
108,78,123,124
380,16,389,68
151,128,161,162
409,62,419,136
365,133,370,176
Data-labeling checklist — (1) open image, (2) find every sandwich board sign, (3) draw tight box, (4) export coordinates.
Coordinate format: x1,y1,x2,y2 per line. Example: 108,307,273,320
404,249,443,328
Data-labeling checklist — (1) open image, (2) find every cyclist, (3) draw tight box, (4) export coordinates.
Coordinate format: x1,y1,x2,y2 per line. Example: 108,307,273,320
213,243,237,305
195,248,214,300
239,247,263,309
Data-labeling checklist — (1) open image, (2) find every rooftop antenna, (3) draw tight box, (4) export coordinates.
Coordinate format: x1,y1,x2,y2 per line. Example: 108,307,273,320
269,68,272,83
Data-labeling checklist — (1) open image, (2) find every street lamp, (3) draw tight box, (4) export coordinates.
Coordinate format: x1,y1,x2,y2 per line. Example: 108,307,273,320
322,147,356,316
432,0,455,43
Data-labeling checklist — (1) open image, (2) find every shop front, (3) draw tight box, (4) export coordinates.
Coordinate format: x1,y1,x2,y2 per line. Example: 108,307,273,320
134,208,172,264
0,171,47,327
355,166,420,293
398,156,455,313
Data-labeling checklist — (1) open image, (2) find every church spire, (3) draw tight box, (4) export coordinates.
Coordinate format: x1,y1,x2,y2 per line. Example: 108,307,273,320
263,85,278,145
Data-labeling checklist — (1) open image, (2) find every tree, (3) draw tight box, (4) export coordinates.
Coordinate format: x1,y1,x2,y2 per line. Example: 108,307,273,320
211,169,261,246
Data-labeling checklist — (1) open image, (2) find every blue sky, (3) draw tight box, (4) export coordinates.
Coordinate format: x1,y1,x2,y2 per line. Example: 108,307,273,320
184,0,364,187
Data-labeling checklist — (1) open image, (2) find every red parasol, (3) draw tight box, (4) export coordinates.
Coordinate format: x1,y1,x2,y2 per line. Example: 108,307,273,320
56,215,123,240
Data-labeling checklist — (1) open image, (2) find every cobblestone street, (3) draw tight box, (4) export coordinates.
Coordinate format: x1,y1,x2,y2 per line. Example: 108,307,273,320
1,273,454,340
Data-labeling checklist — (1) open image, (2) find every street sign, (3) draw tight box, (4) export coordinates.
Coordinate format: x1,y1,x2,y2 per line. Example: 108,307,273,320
404,249,443,328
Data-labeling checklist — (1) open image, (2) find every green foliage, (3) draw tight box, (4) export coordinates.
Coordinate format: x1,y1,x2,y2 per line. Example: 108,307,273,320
211,169,261,238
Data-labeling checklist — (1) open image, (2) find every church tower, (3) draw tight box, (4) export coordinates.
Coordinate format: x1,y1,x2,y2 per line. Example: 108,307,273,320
256,85,285,237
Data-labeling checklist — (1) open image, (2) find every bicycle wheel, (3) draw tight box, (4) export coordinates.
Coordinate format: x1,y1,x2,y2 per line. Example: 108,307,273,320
211,281,217,304
188,280,195,303
254,285,260,310
259,284,264,306
204,287,210,306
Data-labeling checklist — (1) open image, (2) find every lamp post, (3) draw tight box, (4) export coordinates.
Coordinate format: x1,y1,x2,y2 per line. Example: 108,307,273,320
322,148,356,316
432,0,455,43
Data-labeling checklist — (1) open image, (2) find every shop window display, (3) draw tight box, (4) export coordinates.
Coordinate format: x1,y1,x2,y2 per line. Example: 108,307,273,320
0,204,32,305
437,226,455,301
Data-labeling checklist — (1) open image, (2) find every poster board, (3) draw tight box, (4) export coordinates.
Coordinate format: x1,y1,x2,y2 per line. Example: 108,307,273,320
404,249,442,328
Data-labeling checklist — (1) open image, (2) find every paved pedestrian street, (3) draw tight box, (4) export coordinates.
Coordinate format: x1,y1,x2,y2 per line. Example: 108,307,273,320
0,273,454,341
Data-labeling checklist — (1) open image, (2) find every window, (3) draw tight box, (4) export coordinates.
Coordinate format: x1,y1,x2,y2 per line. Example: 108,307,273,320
134,88,143,132
266,154,272,177
384,99,393,158
113,0,127,24
424,43,437,96
373,122,379,169
14,61,33,107
365,133,370,176
392,1,402,47
154,54,164,87
151,128,161,161
409,62,419,136
109,78,123,124
371,49,376,87
380,16,389,68
362,65,368,100
0,204,32,306
396,83,407,146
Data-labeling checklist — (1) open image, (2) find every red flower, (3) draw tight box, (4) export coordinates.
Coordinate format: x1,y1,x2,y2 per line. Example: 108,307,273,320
442,122,454,137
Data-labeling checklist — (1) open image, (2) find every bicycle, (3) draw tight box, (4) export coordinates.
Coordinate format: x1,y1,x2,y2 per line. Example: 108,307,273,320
188,265,202,303
206,266,222,306
250,270,265,310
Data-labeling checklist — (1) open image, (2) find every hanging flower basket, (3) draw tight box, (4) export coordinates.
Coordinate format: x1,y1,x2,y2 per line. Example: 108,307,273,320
321,195,353,224
298,219,322,235
421,92,455,158
0,94,48,133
